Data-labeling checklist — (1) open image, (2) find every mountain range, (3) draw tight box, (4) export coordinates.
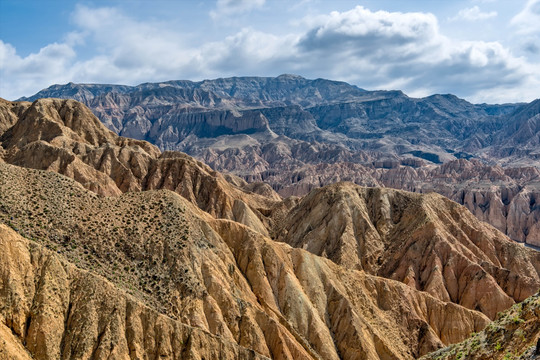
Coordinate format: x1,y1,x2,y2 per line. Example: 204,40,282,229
20,75,540,167
19,75,540,247
0,97,539,359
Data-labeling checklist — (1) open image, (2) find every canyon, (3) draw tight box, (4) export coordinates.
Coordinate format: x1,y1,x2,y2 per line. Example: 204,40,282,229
0,97,539,359
21,76,540,247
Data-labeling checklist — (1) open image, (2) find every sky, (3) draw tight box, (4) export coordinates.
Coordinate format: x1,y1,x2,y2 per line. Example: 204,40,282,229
0,0,539,103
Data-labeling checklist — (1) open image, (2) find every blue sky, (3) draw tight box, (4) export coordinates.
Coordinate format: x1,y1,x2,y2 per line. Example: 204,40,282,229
1,0,539,103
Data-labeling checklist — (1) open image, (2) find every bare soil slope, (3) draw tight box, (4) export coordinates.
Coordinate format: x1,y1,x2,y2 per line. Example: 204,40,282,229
277,183,540,320
0,163,493,359
0,97,538,359
421,291,540,360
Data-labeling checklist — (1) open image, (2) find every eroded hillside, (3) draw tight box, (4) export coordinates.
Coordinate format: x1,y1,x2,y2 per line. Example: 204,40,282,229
0,98,284,237
16,77,540,247
0,163,495,359
277,183,540,320
421,292,540,360
0,97,538,359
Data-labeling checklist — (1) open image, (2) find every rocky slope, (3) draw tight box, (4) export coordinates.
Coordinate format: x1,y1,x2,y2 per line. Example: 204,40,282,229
0,219,268,360
485,99,540,167
265,159,540,247
277,183,540,320
0,163,494,359
4,96,537,247
19,75,533,167
0,98,282,237
421,291,540,360
18,76,540,248
1,97,539,359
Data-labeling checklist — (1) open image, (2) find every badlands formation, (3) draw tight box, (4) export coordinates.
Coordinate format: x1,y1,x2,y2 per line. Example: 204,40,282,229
0,97,538,359
22,76,540,247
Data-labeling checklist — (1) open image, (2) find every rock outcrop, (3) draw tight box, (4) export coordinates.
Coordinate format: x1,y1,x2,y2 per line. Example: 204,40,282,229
261,159,540,247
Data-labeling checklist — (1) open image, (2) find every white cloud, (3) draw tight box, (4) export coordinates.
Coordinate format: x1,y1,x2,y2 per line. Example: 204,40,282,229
303,7,439,42
198,28,298,75
1,4,538,104
511,0,540,34
0,5,197,100
0,41,75,74
71,5,191,73
0,41,16,68
65,5,204,85
450,6,497,21
0,40,76,100
64,31,87,47
210,0,265,19
299,7,440,61
292,6,534,102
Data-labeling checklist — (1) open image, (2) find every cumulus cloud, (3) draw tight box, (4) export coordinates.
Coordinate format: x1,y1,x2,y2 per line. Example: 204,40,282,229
450,6,497,21
210,0,265,19
1,4,539,103
299,7,440,67
197,29,299,75
292,6,533,102
0,5,199,100
0,41,75,74
70,5,194,76
0,40,77,100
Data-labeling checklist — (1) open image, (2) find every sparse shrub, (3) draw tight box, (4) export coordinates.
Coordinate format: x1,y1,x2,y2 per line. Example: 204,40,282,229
470,338,480,351
511,315,524,324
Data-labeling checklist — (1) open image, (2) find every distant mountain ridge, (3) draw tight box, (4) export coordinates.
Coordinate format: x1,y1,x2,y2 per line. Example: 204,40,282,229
18,76,540,246
19,75,532,167
19,74,367,108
